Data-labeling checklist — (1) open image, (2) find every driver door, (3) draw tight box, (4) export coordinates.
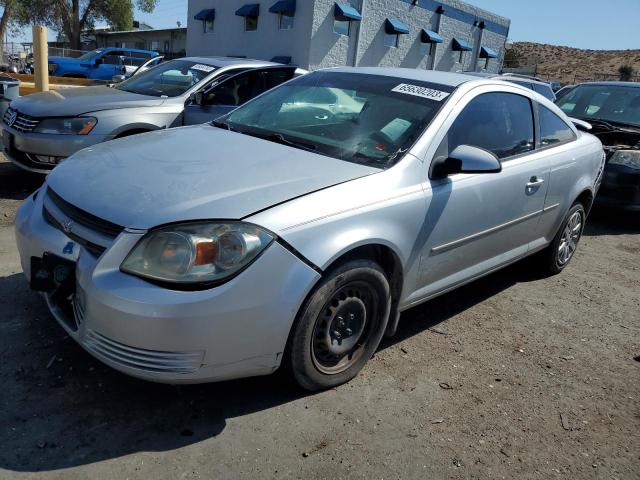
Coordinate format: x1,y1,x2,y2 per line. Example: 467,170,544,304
411,90,550,301
183,67,296,125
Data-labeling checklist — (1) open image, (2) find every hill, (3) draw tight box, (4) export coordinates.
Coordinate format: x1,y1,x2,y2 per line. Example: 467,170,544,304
505,42,640,84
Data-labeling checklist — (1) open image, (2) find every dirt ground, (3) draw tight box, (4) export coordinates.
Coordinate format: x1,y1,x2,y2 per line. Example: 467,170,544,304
0,157,638,480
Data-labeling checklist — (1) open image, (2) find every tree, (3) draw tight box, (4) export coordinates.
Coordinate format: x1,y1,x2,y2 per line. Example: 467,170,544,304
0,0,18,58
618,64,635,81
16,0,157,50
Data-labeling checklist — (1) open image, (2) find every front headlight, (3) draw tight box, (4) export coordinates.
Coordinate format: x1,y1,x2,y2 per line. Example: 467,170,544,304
121,222,274,286
34,117,97,135
609,149,640,170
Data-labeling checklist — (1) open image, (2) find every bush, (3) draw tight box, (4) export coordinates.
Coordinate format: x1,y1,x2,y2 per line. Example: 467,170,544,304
618,65,635,81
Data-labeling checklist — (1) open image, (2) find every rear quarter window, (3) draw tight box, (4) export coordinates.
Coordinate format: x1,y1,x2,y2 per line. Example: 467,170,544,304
538,104,576,147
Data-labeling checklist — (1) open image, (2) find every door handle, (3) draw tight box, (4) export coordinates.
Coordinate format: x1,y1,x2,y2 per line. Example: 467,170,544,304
526,176,545,188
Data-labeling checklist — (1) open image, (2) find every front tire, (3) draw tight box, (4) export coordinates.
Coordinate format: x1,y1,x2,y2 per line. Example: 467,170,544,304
287,260,391,391
542,202,586,274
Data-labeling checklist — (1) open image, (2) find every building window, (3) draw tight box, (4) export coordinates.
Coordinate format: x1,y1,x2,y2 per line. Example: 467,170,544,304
164,40,170,52
459,51,465,63
384,32,399,48
150,40,160,51
202,19,214,33
419,42,434,57
333,18,351,36
245,16,258,31
279,12,294,30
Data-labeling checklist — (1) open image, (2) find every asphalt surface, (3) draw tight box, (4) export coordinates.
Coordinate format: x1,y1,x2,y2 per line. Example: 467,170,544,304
0,158,638,479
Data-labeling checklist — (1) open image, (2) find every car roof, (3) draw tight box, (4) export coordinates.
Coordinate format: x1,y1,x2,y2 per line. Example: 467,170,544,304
180,56,283,68
462,71,552,87
101,47,157,55
575,81,640,88
321,67,475,87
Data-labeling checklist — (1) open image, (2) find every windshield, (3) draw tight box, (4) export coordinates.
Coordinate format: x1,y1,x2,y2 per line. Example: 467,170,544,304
77,49,102,61
224,71,453,168
556,84,640,128
116,59,217,97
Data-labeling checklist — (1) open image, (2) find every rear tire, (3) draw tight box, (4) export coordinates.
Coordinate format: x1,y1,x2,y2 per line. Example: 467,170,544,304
541,202,585,275
287,259,391,391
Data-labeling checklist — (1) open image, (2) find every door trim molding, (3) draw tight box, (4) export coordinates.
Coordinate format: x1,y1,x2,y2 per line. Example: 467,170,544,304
430,209,542,255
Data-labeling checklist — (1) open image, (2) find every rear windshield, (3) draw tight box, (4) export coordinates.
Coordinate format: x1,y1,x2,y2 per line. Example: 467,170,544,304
224,71,454,168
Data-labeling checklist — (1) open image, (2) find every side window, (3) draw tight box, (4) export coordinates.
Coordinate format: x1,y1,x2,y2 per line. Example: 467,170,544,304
262,68,295,90
205,71,263,106
439,92,535,160
538,105,576,147
102,51,124,65
508,80,534,92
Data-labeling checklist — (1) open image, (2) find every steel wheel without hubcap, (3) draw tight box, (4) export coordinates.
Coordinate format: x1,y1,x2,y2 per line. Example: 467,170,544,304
311,282,375,375
557,210,582,266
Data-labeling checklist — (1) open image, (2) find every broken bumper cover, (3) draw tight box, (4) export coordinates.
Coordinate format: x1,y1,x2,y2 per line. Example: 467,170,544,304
14,191,321,383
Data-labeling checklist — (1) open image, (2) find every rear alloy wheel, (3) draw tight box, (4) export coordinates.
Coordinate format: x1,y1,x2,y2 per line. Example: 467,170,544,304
287,260,390,391
543,202,586,274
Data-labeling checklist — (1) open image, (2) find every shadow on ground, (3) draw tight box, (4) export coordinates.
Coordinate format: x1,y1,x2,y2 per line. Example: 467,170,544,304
0,160,43,201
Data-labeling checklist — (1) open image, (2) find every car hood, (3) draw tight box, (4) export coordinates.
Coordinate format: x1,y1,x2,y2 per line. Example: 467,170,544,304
10,86,165,117
46,125,379,229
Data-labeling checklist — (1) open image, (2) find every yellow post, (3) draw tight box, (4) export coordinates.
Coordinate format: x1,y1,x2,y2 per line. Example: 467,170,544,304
33,26,49,93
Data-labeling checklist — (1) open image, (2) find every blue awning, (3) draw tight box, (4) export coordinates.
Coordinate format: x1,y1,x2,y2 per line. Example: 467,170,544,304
334,3,362,21
194,9,215,21
269,0,295,14
236,4,260,17
421,29,443,43
479,46,498,58
385,18,409,35
452,38,472,51
270,55,292,64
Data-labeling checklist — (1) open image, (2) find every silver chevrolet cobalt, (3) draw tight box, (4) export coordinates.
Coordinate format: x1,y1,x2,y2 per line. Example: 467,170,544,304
15,68,604,390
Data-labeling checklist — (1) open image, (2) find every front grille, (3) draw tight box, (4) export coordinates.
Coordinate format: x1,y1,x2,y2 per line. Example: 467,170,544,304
47,188,124,238
84,330,204,374
3,107,40,133
43,207,106,257
42,187,125,258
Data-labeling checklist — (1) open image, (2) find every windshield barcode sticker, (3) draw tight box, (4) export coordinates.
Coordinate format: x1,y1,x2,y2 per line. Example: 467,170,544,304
391,84,450,101
191,64,215,73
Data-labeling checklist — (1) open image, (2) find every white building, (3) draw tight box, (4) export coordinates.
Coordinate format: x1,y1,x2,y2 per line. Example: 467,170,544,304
186,0,509,73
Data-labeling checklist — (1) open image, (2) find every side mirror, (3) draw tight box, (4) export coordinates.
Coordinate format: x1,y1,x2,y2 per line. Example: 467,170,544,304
193,91,204,106
94,58,103,66
432,145,501,178
111,74,126,83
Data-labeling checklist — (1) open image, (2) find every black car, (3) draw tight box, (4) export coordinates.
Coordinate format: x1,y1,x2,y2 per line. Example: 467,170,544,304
556,82,640,211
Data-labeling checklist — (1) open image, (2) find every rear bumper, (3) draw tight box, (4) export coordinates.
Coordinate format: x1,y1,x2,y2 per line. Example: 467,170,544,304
15,191,321,383
595,164,640,211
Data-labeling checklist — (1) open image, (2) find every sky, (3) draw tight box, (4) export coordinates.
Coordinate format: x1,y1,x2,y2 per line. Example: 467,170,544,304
7,0,640,51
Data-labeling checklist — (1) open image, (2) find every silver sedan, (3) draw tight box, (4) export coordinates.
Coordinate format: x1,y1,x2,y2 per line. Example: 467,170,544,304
15,68,604,390
1,57,302,173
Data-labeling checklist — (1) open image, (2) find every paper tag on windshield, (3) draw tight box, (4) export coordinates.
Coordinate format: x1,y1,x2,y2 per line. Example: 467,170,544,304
191,64,215,73
391,84,450,101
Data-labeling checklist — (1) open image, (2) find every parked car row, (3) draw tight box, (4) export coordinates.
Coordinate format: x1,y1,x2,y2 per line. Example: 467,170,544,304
2,57,303,173
8,62,610,390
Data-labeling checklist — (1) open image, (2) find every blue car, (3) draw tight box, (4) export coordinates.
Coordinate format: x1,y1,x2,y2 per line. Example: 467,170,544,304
48,47,159,80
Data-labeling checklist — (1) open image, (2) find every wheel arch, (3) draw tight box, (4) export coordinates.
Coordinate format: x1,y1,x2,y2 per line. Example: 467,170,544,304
112,123,161,138
575,187,595,214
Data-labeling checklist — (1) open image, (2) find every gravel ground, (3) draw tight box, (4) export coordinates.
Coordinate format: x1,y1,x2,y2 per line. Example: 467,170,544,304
0,157,638,479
